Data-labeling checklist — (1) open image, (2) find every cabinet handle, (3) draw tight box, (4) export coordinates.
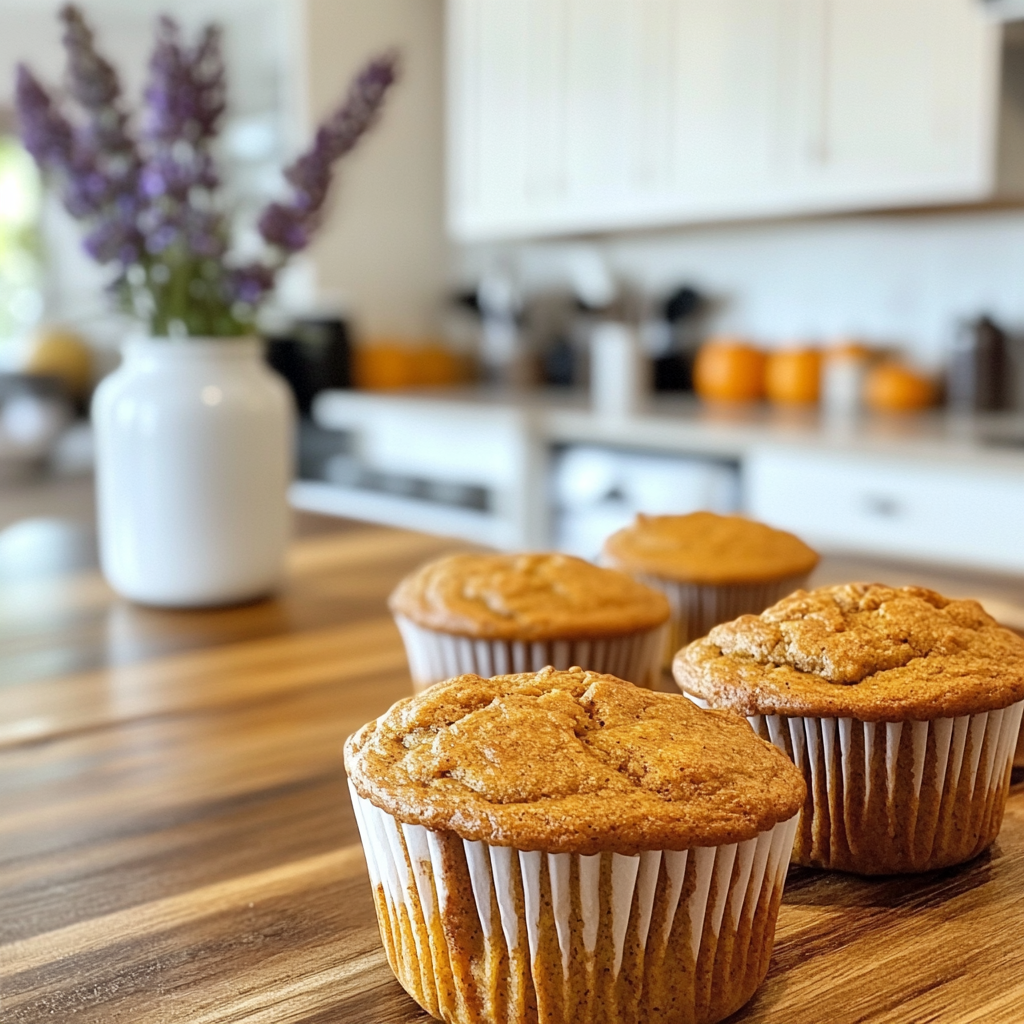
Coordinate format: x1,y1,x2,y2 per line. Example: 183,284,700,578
807,0,832,165
862,493,902,519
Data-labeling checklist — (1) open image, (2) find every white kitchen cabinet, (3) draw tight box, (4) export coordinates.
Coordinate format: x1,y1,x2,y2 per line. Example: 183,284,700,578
779,0,1002,210
551,444,740,558
746,446,1024,572
447,0,786,237
447,0,687,238
668,0,788,216
447,0,553,237
446,0,1009,241
307,388,1024,573
297,390,549,549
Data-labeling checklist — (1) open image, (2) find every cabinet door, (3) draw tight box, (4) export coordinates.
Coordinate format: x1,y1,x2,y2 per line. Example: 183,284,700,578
785,0,1000,208
447,0,570,240
563,0,681,227
446,0,1001,240
448,0,684,239
747,446,1024,572
669,0,789,217
448,0,793,237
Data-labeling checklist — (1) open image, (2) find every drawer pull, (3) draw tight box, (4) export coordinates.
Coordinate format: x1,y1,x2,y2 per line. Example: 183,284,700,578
862,494,902,518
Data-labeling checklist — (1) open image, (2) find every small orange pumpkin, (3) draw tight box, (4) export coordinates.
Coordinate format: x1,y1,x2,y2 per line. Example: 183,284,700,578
693,338,766,403
825,339,872,362
765,348,822,405
414,343,467,386
354,340,471,390
863,361,938,412
354,341,420,389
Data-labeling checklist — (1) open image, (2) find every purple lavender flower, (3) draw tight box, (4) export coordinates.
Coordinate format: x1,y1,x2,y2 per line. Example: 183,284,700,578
228,262,277,306
145,18,225,146
59,5,144,258
60,5,134,151
17,61,142,269
17,6,399,337
138,15,228,271
18,6,150,274
257,202,310,253
258,51,398,254
15,66,76,172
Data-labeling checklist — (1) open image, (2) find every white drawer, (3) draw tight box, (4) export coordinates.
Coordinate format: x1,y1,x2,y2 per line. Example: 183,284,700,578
314,392,527,487
746,447,1024,572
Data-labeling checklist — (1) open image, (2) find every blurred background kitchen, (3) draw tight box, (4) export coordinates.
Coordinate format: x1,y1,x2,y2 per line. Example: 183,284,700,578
6,0,1024,613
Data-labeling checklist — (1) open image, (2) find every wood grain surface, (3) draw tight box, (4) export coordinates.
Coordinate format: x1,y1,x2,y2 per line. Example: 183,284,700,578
2,521,1023,1024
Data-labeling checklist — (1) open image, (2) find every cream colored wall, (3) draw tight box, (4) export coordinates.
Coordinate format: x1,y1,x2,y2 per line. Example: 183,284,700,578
295,0,449,340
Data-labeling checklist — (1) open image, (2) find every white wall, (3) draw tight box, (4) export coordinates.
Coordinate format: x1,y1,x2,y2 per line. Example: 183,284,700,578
0,0,285,113
458,207,1024,369
295,0,449,339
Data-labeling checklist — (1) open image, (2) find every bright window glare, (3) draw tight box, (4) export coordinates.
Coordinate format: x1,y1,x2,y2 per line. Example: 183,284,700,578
0,141,39,226
0,137,42,344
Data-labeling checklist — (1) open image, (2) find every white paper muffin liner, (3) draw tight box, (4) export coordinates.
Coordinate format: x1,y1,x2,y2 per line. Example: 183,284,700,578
632,572,811,666
687,695,1024,874
394,614,667,693
350,784,799,1024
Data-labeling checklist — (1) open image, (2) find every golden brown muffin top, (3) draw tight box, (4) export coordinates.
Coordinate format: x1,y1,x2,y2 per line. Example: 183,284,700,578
344,667,806,854
603,511,819,584
388,552,670,640
673,583,1024,721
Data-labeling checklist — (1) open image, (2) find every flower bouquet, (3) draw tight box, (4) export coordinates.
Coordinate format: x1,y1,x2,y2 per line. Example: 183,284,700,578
13,5,399,607
17,4,397,337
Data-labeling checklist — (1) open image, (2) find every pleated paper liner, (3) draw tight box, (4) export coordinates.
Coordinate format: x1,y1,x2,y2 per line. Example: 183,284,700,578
350,784,799,1024
632,572,811,667
687,695,1024,874
394,614,666,693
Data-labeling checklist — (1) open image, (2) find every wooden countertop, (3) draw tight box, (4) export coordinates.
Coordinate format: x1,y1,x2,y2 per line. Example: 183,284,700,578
3,523,1024,1023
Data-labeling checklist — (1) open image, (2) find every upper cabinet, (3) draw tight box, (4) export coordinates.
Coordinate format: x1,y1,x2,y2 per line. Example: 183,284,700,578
446,0,1010,241
780,0,1002,209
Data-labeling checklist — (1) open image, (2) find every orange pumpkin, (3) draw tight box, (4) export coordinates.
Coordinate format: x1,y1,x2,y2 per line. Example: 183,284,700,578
354,342,419,389
863,361,938,412
765,347,822,405
693,338,766,403
414,344,467,386
355,340,471,390
825,339,872,362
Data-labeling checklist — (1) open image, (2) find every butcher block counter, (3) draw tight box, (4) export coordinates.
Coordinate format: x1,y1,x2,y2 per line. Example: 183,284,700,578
3,520,1024,1023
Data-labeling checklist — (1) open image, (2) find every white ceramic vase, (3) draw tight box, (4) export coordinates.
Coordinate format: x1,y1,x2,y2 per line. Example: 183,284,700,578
92,337,294,607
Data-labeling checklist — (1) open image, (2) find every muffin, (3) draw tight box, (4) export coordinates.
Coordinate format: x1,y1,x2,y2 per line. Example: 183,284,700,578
603,512,818,664
673,583,1024,876
389,552,670,692
345,667,805,1024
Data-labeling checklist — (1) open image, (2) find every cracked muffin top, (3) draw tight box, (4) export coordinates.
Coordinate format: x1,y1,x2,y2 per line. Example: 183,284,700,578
344,667,806,854
603,511,819,585
673,583,1024,721
388,552,670,640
